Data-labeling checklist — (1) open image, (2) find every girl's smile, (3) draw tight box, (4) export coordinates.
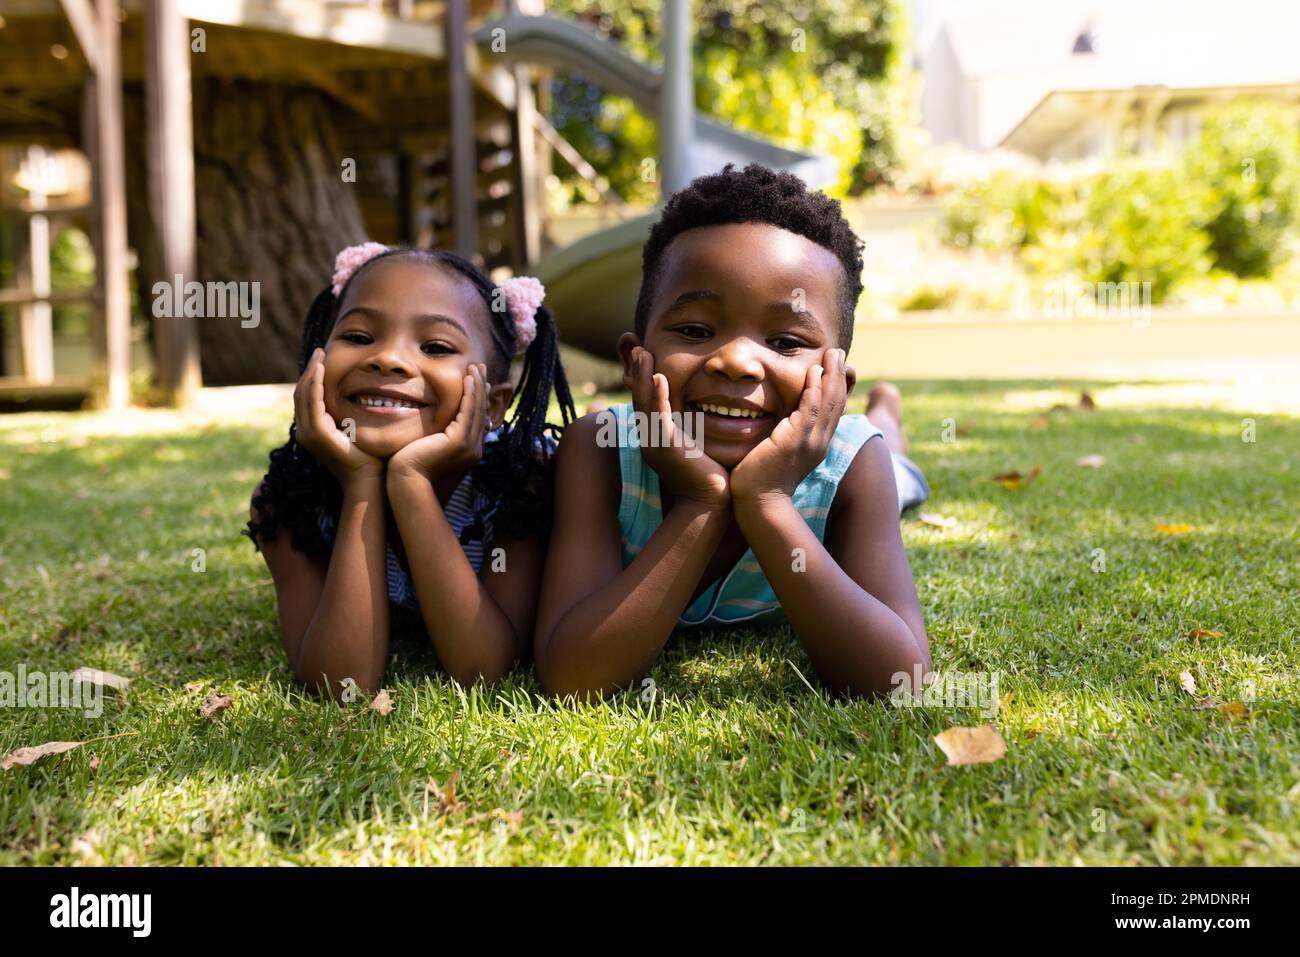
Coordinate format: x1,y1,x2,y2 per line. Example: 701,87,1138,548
320,257,500,458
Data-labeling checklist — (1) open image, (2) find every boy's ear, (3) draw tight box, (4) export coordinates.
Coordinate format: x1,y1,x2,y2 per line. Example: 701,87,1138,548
486,382,514,431
844,361,857,396
617,333,643,389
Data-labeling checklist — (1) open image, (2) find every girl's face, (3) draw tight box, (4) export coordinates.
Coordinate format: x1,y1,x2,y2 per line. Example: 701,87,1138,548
619,223,854,469
321,257,513,459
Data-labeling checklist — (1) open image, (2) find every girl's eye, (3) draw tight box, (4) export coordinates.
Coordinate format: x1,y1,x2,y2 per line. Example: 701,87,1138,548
339,331,372,345
421,341,455,356
769,336,804,353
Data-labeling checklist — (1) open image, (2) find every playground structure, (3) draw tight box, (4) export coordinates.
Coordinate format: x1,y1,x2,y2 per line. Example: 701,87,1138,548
0,0,835,407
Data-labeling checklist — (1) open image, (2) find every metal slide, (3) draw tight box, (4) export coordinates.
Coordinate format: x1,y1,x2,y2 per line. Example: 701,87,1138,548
473,14,837,357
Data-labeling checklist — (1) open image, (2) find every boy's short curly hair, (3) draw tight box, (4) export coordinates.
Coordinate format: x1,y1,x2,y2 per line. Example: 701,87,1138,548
633,163,865,348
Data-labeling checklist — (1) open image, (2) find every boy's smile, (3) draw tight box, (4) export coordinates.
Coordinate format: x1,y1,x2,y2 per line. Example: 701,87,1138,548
621,222,853,468
320,258,508,459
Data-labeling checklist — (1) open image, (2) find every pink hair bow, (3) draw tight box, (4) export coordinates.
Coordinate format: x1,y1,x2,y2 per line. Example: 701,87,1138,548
331,242,389,297
497,276,545,354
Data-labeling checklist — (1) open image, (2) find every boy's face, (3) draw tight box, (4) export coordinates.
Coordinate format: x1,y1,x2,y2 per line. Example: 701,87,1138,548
320,258,512,459
619,222,854,469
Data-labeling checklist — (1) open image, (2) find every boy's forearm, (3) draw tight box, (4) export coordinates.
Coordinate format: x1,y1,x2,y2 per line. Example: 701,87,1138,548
539,499,731,698
295,476,391,695
734,495,925,696
387,471,519,684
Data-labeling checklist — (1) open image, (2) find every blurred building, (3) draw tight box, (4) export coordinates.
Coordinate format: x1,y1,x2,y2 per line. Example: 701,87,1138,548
915,0,1300,161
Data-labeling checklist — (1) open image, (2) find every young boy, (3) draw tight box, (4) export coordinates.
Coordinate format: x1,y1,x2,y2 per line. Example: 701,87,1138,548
535,163,931,699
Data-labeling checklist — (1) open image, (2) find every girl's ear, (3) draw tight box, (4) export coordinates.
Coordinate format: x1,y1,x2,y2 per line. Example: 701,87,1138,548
617,333,643,390
486,382,515,430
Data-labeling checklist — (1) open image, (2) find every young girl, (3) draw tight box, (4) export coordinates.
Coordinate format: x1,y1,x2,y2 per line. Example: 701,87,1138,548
535,163,931,700
246,244,574,697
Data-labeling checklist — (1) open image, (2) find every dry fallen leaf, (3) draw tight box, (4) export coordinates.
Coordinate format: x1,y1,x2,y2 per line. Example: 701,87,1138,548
490,809,524,834
424,770,463,816
1195,696,1220,711
0,468,11,480
1187,629,1224,639
198,693,233,723
994,464,1043,490
1030,414,1051,431
1218,702,1249,719
183,680,206,693
918,512,957,529
369,689,394,715
1,741,84,770
1075,454,1106,468
1079,391,1097,412
88,753,100,771
1179,671,1197,696
933,725,1006,766
1156,523,1195,535
70,667,130,692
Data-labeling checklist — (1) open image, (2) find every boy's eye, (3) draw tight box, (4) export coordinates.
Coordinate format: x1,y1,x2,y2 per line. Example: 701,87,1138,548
339,331,372,345
421,341,455,356
674,324,712,341
769,336,804,353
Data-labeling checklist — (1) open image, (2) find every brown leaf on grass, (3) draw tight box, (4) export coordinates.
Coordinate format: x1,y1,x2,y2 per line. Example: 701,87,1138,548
1187,628,1224,639
88,753,100,771
0,468,11,480
933,725,1006,766
1195,696,1220,711
918,512,957,529
1079,391,1097,411
1218,702,1249,719
1049,403,1072,414
369,689,394,715
490,809,524,834
1179,671,1198,696
70,667,130,692
198,693,233,723
424,770,463,817
1030,414,1051,431
183,680,206,693
1156,523,1195,535
994,464,1043,489
1075,454,1106,468
1,740,84,770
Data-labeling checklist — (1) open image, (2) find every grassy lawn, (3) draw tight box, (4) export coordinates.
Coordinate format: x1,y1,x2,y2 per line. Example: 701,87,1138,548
1,379,1296,865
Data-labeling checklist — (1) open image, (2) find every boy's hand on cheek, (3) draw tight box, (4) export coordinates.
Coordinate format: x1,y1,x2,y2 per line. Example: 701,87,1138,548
629,346,730,509
388,364,490,484
295,347,384,487
731,348,849,507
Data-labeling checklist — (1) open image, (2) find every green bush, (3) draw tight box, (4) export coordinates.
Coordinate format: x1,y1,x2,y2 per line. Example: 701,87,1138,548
941,102,1300,301
1184,101,1300,277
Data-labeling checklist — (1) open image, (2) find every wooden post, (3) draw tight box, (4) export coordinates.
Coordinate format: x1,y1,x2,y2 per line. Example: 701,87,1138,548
14,149,56,384
145,0,201,406
445,0,478,260
96,0,131,410
506,0,540,270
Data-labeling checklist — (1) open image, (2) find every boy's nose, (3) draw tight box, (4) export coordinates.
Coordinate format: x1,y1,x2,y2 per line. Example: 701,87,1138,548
705,336,765,381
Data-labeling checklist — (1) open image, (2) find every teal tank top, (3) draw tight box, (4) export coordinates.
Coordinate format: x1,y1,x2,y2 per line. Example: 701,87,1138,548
610,401,884,628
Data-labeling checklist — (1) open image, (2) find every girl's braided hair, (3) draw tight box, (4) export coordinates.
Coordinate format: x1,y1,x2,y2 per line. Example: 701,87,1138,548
244,247,575,559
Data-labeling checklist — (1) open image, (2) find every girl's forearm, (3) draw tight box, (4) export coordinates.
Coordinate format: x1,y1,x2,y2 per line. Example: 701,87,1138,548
387,472,519,684
538,499,730,698
294,476,391,695
734,495,926,697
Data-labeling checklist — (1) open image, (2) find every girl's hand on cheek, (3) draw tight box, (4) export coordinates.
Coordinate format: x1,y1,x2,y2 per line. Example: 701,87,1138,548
294,347,384,486
388,363,489,483
629,346,730,509
731,348,849,506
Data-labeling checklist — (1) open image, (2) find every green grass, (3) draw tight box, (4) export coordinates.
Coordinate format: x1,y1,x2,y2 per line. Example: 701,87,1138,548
1,380,1296,865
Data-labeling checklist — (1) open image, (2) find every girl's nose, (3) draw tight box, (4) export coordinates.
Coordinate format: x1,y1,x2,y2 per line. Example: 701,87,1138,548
705,335,766,381
364,343,413,376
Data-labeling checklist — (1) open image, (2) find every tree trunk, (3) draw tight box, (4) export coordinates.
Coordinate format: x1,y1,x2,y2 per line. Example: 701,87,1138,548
127,79,365,385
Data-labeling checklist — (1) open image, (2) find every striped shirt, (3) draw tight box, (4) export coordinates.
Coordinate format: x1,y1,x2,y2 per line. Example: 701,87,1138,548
610,401,887,628
316,432,504,612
